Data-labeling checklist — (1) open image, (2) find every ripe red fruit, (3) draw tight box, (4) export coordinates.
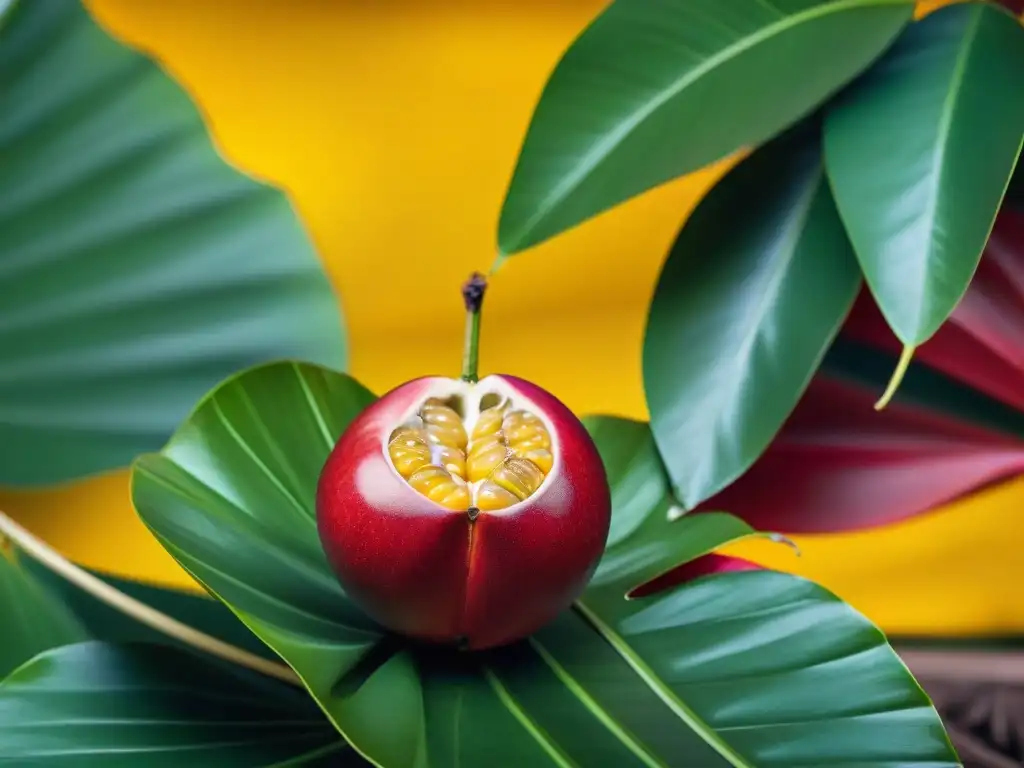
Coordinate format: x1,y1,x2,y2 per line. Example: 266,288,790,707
316,274,612,650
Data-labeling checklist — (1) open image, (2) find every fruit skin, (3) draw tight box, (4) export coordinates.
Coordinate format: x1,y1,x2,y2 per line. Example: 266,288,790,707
316,374,612,650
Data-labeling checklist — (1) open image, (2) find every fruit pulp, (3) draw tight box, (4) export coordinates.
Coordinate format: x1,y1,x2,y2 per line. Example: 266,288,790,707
387,396,556,513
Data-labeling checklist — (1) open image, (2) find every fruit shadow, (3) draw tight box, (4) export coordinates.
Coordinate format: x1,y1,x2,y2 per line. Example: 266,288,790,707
331,624,554,700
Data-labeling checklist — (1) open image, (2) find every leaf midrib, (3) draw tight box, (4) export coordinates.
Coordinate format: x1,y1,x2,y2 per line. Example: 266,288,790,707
572,600,755,768
526,636,667,768
913,5,983,336
504,0,911,251
684,165,825,505
210,397,314,531
268,740,349,767
481,666,578,768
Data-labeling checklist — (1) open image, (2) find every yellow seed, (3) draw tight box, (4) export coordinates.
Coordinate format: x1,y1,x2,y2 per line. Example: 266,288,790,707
393,401,554,513
390,425,427,445
475,480,521,511
503,410,543,429
466,433,508,482
388,427,431,478
512,446,553,475
472,404,506,440
491,457,546,501
408,465,470,510
433,444,467,479
507,431,551,452
503,411,550,448
421,399,468,450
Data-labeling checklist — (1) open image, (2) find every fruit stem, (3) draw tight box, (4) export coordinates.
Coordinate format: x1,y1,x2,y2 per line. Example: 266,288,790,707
461,272,487,382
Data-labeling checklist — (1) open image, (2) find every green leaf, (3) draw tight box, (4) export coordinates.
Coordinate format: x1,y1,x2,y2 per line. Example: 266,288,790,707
643,122,861,510
0,0,16,24
497,0,914,255
0,641,357,766
0,0,347,487
824,2,1024,347
0,547,86,678
432,419,956,767
581,416,758,597
399,416,957,767
131,361,405,765
24,559,278,661
133,374,955,767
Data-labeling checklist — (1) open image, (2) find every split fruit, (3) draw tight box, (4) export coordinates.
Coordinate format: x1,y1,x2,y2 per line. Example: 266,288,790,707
316,274,611,650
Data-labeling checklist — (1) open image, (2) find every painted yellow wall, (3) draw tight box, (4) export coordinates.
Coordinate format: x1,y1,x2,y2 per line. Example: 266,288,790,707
2,0,1021,636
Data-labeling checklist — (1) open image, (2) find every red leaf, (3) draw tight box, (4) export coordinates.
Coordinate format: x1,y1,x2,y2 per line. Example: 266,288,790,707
696,377,1024,534
629,553,762,599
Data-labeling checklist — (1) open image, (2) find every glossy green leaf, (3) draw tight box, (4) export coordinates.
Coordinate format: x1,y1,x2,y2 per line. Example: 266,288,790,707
0,641,357,766
408,419,956,768
131,362,403,766
133,369,955,767
0,547,86,678
0,0,346,486
497,0,914,255
824,2,1024,346
644,122,861,509
24,560,277,661
581,416,758,598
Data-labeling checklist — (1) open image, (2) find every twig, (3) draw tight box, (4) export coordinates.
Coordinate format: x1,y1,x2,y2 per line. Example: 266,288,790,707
0,509,300,686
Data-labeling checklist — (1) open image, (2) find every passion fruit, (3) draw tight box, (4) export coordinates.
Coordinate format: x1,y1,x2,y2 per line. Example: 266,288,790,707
316,273,611,650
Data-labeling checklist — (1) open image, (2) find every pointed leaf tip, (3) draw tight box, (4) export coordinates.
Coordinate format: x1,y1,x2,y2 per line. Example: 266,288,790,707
768,532,802,557
825,2,1024,348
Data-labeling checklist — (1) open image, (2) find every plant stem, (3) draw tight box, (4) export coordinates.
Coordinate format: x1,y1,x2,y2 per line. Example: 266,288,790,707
0,509,299,686
460,272,487,382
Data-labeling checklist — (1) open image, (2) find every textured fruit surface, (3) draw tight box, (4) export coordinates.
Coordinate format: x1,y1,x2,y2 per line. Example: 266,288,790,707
316,374,611,650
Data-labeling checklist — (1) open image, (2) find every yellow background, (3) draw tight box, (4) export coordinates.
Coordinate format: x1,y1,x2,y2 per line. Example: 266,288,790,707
2,0,1021,636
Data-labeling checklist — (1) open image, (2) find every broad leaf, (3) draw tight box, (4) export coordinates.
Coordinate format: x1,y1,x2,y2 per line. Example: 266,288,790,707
581,416,758,598
824,2,1024,348
696,369,1024,533
497,0,914,254
0,0,346,486
0,641,356,766
841,210,1024,415
133,368,956,766
24,559,277,661
644,122,861,510
698,258,1024,534
131,362,402,764
0,547,86,677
